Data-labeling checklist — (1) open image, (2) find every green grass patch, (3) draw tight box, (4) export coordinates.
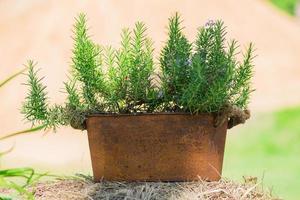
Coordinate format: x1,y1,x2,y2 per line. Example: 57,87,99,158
270,0,298,15
0,168,44,200
223,106,300,200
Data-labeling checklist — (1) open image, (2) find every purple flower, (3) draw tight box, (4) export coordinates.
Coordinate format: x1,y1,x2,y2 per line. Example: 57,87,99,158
158,90,163,98
184,58,192,66
187,58,192,66
205,19,215,28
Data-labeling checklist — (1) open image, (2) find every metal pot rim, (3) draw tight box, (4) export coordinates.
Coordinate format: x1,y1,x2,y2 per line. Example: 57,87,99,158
87,112,213,117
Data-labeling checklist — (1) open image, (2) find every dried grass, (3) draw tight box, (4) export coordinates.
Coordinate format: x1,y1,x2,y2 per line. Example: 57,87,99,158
24,177,277,200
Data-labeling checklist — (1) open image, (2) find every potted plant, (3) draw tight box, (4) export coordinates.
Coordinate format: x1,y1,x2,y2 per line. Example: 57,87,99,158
21,13,254,182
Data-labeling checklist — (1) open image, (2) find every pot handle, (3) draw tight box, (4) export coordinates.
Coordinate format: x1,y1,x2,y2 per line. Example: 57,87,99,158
214,108,250,129
227,109,250,129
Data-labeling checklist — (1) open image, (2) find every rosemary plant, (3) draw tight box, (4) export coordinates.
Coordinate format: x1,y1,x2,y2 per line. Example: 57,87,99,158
21,61,48,125
21,13,255,130
160,13,192,111
180,20,254,113
105,22,156,113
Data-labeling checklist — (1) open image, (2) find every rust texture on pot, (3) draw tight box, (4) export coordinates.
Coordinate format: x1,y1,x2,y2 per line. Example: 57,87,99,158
86,113,227,182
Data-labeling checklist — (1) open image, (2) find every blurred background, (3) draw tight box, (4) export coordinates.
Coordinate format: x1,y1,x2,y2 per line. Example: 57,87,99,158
0,0,300,199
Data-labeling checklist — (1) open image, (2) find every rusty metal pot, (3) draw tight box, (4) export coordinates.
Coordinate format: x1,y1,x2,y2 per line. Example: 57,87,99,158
86,113,227,182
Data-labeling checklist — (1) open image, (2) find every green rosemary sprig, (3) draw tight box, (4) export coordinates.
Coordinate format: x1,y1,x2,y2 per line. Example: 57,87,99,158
21,13,255,130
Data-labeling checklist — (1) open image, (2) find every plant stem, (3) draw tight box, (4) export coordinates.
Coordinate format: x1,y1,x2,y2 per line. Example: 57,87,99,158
0,124,46,141
0,67,27,88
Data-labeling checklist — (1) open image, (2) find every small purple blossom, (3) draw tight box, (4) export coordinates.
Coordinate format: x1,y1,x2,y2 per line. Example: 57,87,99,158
186,58,192,66
205,19,216,28
158,90,164,99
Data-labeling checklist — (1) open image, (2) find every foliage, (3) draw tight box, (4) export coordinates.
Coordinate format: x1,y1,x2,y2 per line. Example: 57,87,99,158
0,67,45,140
21,13,255,130
21,61,66,130
180,20,254,113
105,23,156,113
21,61,49,125
270,0,298,15
0,69,46,200
160,13,192,111
71,14,107,110
0,168,43,200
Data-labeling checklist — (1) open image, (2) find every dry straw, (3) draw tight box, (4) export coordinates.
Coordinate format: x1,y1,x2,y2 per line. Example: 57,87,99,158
23,177,277,200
